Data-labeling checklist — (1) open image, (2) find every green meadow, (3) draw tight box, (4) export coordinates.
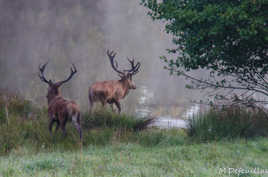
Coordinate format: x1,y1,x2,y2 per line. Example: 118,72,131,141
0,96,268,177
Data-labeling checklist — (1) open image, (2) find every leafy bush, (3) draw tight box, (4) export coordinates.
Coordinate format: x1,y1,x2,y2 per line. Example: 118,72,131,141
187,106,268,141
0,94,156,155
82,109,154,131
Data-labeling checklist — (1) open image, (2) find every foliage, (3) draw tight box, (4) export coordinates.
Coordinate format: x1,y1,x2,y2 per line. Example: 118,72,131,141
187,106,268,141
141,0,268,97
83,109,154,131
1,93,268,176
0,92,38,122
0,109,183,155
0,94,155,155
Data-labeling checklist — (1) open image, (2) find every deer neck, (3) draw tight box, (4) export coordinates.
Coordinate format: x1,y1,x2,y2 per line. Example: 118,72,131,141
47,92,62,105
119,79,130,98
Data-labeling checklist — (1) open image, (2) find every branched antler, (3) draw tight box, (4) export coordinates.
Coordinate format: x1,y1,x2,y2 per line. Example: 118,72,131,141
39,62,77,86
58,64,77,86
39,62,51,85
107,49,141,77
126,57,141,75
107,50,124,76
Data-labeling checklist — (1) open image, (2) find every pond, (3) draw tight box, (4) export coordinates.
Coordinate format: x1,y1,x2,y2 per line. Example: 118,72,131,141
136,104,200,129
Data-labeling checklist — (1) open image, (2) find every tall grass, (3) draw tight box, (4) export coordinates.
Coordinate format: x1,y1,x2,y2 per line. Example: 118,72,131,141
0,113,181,155
82,108,154,131
0,94,156,155
187,106,268,141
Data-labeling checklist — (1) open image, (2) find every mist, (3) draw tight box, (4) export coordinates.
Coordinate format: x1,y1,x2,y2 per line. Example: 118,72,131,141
0,0,201,115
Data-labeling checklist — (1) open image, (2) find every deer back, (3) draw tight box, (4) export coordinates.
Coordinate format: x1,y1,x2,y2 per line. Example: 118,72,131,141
48,96,79,121
90,80,130,101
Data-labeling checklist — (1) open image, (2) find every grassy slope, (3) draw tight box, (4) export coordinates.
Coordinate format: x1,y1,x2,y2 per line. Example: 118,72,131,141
1,136,268,177
1,95,268,177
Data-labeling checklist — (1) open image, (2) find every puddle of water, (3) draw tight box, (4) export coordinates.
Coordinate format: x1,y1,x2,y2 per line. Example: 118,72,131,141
149,116,187,129
136,104,201,129
182,104,200,119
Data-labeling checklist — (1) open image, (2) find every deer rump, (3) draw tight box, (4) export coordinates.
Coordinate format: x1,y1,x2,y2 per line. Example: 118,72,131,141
48,97,81,137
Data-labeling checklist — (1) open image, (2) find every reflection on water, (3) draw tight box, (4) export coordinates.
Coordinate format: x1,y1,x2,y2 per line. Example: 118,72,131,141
149,116,187,129
136,104,200,129
182,104,200,119
136,86,201,129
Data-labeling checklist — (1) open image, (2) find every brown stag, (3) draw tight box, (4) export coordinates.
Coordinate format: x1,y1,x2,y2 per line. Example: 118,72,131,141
88,50,141,113
39,63,82,140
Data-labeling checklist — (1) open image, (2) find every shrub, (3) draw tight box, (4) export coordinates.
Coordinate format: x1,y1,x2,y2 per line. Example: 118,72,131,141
187,106,268,141
82,109,154,131
0,93,156,155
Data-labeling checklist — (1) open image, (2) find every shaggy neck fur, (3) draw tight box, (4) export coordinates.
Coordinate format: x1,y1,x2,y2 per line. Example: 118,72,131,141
119,79,130,98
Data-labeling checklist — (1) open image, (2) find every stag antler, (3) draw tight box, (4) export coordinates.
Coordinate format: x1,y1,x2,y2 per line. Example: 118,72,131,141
39,62,51,85
107,50,125,76
125,57,141,75
58,64,77,86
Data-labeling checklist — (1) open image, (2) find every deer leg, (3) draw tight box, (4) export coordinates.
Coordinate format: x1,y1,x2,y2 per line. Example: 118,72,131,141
101,100,107,110
48,119,55,134
55,120,60,132
110,103,115,112
48,112,56,134
101,100,106,107
114,100,121,114
89,101,94,114
60,119,67,138
107,99,115,112
72,113,82,140
89,95,94,114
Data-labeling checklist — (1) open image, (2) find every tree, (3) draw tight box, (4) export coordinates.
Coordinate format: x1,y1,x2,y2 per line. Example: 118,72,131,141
141,0,268,101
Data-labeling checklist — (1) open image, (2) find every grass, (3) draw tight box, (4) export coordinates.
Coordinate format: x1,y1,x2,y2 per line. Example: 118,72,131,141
187,106,268,141
82,108,154,131
1,137,268,177
0,111,154,155
0,95,154,155
0,93,268,176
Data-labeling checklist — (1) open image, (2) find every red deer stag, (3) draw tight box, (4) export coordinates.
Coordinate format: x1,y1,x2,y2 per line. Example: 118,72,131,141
88,50,141,113
39,63,82,140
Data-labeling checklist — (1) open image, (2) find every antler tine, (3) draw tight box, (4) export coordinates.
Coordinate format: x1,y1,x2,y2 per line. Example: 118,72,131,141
132,62,141,75
71,63,77,73
125,57,141,75
58,63,77,86
127,57,135,67
38,62,50,84
39,62,47,72
124,57,134,72
107,49,124,75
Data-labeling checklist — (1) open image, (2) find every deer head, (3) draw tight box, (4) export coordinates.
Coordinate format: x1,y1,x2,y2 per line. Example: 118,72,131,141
39,62,77,103
107,50,141,89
